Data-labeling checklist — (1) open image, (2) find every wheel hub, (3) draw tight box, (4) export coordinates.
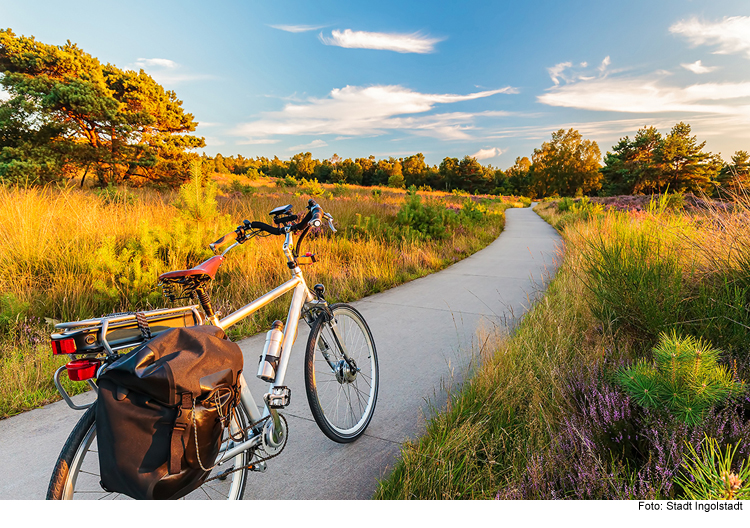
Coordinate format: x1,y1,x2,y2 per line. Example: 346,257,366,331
334,359,358,383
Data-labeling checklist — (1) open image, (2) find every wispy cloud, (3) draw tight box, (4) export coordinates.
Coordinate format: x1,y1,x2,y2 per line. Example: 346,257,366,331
487,114,750,159
598,56,611,73
536,55,750,152
471,147,503,160
238,138,281,145
548,57,610,86
539,75,750,114
288,139,328,151
233,84,517,142
670,16,750,58
548,62,572,86
269,24,327,33
202,136,226,147
681,60,718,74
135,58,178,69
319,29,444,54
132,57,213,84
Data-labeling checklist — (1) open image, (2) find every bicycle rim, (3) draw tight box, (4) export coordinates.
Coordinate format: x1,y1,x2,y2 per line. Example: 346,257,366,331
307,304,378,440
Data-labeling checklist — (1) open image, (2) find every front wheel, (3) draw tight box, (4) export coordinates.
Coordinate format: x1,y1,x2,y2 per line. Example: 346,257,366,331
304,303,379,443
46,400,251,500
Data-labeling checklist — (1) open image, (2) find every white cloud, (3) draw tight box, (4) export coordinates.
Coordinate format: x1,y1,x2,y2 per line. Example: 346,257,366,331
670,16,750,58
681,60,718,74
269,24,327,33
134,58,178,69
202,136,226,147
539,76,750,115
598,56,611,73
288,139,328,151
548,57,610,86
319,29,444,54
238,138,281,145
132,58,212,84
471,147,503,160
233,84,517,141
548,62,572,86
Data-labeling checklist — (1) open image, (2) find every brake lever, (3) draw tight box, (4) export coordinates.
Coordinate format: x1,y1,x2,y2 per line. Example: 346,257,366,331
324,213,337,233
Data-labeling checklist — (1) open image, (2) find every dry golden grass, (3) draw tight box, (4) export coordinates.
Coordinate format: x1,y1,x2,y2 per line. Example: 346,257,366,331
0,182,518,417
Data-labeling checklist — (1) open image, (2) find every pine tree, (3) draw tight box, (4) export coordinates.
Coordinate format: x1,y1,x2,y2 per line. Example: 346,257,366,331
616,331,744,424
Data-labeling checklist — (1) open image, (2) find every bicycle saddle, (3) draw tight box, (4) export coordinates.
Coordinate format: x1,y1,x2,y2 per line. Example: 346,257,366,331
158,255,225,282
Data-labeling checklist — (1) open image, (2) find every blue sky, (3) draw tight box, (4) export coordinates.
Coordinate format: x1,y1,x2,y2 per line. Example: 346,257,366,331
3,0,750,167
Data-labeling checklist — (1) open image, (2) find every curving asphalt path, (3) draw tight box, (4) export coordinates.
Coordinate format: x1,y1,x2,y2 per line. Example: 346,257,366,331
0,205,561,499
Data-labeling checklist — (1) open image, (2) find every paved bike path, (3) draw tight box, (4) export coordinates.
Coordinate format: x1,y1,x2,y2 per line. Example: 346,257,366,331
0,206,561,499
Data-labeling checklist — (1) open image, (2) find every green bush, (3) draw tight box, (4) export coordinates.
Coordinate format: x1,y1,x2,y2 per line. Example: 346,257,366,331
616,332,744,424
279,175,299,188
396,194,450,240
460,199,487,223
300,177,324,196
95,183,136,206
175,162,220,223
580,221,684,340
0,293,30,333
223,178,255,195
388,173,405,189
557,197,574,212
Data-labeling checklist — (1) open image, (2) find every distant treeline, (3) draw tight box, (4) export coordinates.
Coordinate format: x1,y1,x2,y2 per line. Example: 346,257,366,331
205,124,749,199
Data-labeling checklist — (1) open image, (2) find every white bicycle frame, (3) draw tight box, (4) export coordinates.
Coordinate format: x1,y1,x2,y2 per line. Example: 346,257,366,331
211,228,333,465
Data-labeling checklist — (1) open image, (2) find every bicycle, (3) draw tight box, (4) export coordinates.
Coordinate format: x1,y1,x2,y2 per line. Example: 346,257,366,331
46,199,379,500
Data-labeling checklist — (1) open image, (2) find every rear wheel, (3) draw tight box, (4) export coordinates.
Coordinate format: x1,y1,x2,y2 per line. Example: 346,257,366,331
304,303,379,443
47,400,251,500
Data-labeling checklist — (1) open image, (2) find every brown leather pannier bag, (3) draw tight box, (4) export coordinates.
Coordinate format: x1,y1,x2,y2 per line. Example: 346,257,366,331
96,325,243,500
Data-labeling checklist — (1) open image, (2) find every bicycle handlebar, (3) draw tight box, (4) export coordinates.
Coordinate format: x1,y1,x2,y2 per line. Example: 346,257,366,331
209,200,331,253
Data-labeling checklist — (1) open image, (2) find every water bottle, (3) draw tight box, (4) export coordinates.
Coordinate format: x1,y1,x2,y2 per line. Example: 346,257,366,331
257,320,284,382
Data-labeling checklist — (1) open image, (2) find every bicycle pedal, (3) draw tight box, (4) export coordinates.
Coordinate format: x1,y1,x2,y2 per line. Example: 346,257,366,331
249,461,267,472
264,386,291,408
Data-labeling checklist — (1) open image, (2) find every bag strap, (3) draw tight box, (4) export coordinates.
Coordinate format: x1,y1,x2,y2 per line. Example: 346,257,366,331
135,311,152,340
169,392,193,475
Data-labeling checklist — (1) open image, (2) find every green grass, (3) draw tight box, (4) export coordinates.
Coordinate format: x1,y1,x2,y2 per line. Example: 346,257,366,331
375,196,750,500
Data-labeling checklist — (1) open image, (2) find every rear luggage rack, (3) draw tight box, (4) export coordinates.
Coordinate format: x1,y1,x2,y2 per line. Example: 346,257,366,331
52,305,204,357
52,305,204,410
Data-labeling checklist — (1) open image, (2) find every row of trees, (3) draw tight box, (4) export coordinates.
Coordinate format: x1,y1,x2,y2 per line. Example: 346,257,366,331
0,29,203,186
207,123,748,198
601,124,748,196
502,123,748,198
206,151,504,194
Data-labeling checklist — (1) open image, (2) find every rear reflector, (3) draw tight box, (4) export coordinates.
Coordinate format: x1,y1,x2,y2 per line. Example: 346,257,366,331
51,338,77,355
66,358,101,381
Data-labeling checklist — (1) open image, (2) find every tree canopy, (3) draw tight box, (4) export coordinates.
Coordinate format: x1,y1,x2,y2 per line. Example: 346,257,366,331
0,29,204,186
530,128,602,197
601,123,723,195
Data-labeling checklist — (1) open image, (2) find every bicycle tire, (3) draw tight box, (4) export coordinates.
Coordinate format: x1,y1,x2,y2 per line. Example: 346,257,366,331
46,400,251,500
304,303,379,443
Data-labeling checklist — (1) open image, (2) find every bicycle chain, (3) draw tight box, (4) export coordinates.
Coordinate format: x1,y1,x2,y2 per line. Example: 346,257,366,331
201,413,288,485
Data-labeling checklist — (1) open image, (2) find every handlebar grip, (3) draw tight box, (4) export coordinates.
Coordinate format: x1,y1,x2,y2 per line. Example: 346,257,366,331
209,230,238,252
310,207,323,227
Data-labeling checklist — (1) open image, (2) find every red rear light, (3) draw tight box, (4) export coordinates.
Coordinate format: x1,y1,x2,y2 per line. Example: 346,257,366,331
51,338,77,355
66,358,101,381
